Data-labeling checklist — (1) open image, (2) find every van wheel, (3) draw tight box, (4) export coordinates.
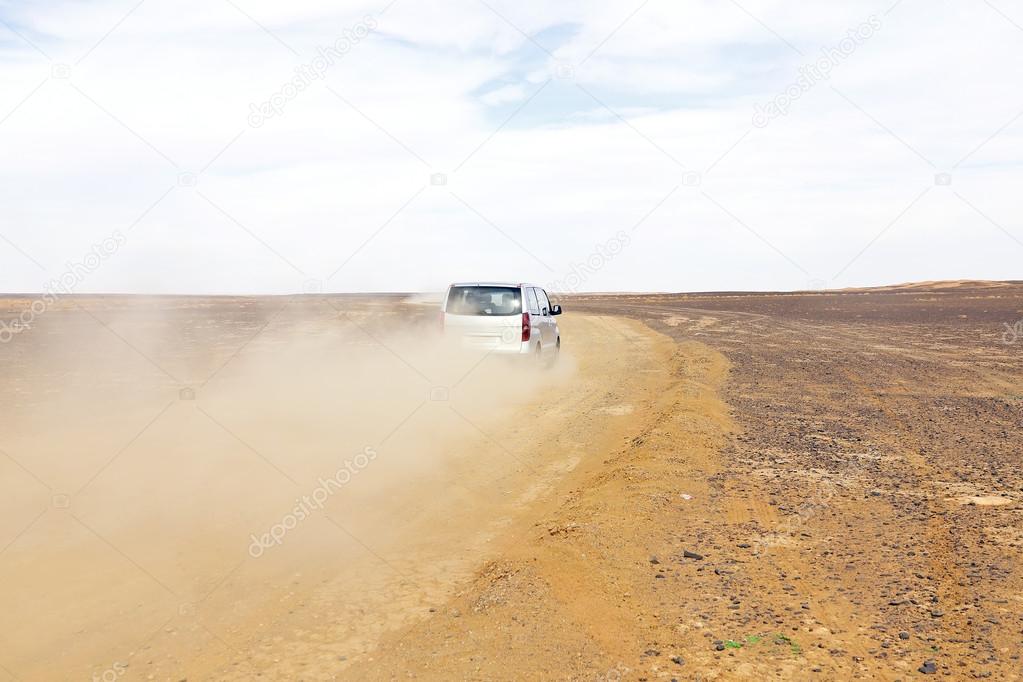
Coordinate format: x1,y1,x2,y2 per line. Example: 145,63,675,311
545,338,560,368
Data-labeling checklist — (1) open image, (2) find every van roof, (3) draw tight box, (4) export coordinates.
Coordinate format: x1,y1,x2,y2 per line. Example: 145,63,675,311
449,282,541,288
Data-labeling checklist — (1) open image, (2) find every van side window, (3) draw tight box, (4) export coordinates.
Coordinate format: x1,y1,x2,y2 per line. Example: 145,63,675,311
526,288,541,315
536,288,551,314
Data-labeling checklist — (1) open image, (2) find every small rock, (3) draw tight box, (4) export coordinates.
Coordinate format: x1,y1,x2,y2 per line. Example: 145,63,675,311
671,655,684,665
899,631,910,640
650,556,660,564
930,610,944,618
683,550,704,560
714,641,725,651
919,660,937,674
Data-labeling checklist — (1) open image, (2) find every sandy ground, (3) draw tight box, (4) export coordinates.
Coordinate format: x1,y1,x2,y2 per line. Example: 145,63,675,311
0,296,683,681
1,283,1021,681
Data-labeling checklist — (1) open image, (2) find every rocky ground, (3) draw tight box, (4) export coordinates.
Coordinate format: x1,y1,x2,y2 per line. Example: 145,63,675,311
568,283,1023,680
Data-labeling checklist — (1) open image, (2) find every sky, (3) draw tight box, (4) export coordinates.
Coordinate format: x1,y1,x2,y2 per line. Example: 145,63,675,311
0,0,1021,294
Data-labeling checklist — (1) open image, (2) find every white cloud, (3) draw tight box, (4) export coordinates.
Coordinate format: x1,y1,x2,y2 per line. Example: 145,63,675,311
0,0,1020,294
478,83,526,106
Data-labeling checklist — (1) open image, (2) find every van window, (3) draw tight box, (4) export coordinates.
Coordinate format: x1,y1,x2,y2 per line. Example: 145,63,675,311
526,288,540,315
446,286,522,316
535,288,551,314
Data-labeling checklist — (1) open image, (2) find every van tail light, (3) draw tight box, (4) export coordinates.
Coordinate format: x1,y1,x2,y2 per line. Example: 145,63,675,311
521,312,531,342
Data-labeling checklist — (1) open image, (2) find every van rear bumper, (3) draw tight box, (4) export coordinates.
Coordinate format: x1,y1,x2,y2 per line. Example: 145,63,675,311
449,336,530,354
440,331,534,355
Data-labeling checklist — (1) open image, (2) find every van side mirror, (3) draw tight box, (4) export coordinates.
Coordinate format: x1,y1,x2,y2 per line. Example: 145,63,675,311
551,305,562,315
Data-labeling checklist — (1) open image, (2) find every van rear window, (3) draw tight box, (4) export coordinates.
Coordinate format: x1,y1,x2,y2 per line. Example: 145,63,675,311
445,286,521,316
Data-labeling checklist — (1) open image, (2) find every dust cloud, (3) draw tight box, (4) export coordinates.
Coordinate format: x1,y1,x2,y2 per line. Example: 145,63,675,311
0,296,574,680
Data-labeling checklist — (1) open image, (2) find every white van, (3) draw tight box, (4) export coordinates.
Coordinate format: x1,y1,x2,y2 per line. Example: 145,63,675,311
441,282,561,360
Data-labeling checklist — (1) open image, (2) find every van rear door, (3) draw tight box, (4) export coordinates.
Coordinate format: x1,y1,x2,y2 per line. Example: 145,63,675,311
443,285,523,350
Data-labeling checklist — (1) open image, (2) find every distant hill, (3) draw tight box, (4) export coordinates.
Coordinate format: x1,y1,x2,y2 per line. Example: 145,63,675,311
838,280,1023,293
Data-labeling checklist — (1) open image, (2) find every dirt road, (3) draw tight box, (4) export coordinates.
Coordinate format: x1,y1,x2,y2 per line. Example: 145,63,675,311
0,297,697,681
1,284,1021,680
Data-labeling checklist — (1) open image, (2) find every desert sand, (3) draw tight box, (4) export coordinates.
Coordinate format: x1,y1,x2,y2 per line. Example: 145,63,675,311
1,283,1021,680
